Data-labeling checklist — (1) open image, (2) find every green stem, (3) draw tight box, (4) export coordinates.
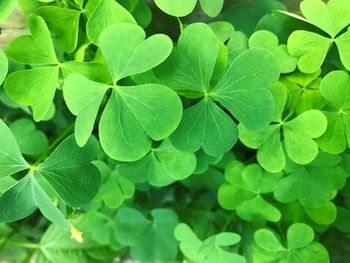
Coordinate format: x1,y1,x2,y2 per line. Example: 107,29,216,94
33,122,75,166
6,239,41,250
221,212,236,232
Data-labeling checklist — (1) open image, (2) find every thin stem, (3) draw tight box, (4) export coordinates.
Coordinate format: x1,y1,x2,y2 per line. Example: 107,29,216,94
6,239,41,250
33,122,75,166
221,212,236,232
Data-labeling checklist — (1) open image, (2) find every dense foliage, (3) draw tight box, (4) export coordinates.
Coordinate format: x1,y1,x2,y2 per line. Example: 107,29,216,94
0,0,350,262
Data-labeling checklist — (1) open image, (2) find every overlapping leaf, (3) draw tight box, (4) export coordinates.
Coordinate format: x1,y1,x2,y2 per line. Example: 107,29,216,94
218,161,282,222
115,207,179,262
254,223,329,262
239,83,327,172
174,223,246,263
155,23,280,157
0,49,8,85
64,23,182,162
285,0,350,73
0,120,100,228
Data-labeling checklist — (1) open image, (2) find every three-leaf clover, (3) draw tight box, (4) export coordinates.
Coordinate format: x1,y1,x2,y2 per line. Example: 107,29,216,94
254,223,329,262
317,70,350,153
218,161,282,222
154,0,224,17
155,23,280,157
63,23,182,162
239,82,327,172
0,119,101,229
4,15,109,121
114,207,179,262
116,140,196,186
286,0,350,73
174,223,246,263
274,152,346,209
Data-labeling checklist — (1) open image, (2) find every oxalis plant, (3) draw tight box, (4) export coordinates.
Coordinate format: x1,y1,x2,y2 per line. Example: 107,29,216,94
1,0,350,262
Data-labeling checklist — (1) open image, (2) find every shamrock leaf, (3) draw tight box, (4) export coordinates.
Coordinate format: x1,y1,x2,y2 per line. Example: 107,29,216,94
4,15,110,121
286,0,350,73
154,0,223,17
317,70,350,154
174,223,246,263
254,223,329,263
239,83,327,172
155,23,280,156
249,30,297,73
64,23,182,162
9,118,49,156
218,161,282,222
0,119,101,228
94,161,134,208
274,152,346,209
86,0,136,44
115,207,179,262
116,140,196,186
0,49,8,85
281,69,327,114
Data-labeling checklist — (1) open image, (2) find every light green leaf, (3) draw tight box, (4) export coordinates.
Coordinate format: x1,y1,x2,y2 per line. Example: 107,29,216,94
212,48,280,130
0,0,17,22
6,15,58,65
199,0,224,17
0,119,28,179
5,67,59,121
36,136,101,207
154,0,197,17
36,6,81,53
117,140,196,186
0,49,8,85
86,0,136,44
115,207,179,262
208,21,235,42
170,98,238,157
335,29,350,70
304,202,337,225
287,223,314,249
9,118,49,156
254,229,285,252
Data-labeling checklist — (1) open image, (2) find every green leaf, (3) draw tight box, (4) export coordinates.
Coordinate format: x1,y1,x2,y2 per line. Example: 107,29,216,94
0,0,17,22
86,0,136,44
115,207,179,262
99,23,173,82
117,140,196,186
36,6,81,53
9,118,49,156
5,67,59,121
254,229,285,252
154,0,197,17
273,153,346,208
6,15,58,65
335,29,350,70
209,21,235,42
287,223,314,249
304,202,337,225
0,119,28,179
174,223,246,263
0,49,8,85
317,70,350,153
36,135,101,207
169,98,238,157
199,0,224,17
218,161,282,222
212,48,280,130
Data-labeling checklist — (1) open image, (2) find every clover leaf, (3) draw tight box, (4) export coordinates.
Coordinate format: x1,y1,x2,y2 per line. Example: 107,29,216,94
155,23,280,157
174,223,246,263
317,70,350,154
239,82,327,172
116,139,196,186
285,0,350,73
0,119,101,229
9,118,49,156
218,161,282,222
63,23,182,162
274,152,346,209
4,15,109,121
249,30,297,73
93,161,134,208
154,0,223,17
0,49,8,85
254,223,329,263
115,207,179,262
